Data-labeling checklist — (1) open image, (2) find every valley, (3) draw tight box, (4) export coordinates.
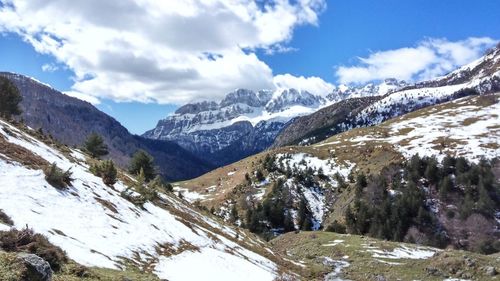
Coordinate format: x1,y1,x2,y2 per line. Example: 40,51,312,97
0,33,498,281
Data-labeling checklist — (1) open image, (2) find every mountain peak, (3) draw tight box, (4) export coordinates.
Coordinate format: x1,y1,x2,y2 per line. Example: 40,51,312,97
220,89,264,107
265,88,324,113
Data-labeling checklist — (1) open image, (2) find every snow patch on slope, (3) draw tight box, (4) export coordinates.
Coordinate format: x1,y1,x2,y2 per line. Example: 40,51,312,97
367,246,438,260
0,119,278,280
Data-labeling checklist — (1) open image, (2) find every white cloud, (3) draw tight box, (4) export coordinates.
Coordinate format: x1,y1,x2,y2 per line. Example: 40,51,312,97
336,37,498,84
63,91,101,105
41,63,58,72
0,0,326,104
273,74,334,96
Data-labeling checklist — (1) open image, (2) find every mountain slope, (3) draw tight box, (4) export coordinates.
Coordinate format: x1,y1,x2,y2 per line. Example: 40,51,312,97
271,96,380,147
176,93,500,252
0,72,213,181
0,118,298,280
272,45,500,148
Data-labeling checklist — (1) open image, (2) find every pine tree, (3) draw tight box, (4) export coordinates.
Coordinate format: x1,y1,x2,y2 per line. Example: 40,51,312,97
149,175,173,192
255,169,265,182
297,197,308,229
459,193,475,219
301,217,312,231
438,175,453,200
345,205,357,234
455,157,469,174
424,157,439,185
283,211,295,232
477,182,495,215
84,133,109,158
103,161,117,186
229,204,239,223
355,173,367,197
129,150,156,181
245,173,251,184
136,168,146,190
441,155,455,175
0,77,22,119
408,154,423,182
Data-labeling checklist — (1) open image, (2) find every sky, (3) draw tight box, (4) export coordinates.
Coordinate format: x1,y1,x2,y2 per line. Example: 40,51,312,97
0,0,499,134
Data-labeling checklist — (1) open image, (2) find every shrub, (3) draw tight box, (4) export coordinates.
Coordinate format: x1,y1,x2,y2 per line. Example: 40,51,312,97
0,77,22,119
476,239,500,254
0,228,68,271
325,220,346,234
90,160,117,186
148,175,173,193
44,163,73,189
445,209,455,219
0,209,13,226
255,169,265,182
83,133,108,159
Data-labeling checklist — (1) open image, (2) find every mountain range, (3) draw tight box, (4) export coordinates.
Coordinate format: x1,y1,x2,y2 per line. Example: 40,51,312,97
143,79,408,166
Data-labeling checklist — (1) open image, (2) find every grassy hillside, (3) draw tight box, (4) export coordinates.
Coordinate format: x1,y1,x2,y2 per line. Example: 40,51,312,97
271,231,500,281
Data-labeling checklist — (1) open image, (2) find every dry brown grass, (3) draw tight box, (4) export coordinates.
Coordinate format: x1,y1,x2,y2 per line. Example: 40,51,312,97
94,197,118,214
0,135,49,169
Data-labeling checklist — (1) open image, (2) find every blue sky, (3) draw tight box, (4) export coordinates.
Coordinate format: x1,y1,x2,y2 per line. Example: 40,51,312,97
0,0,499,134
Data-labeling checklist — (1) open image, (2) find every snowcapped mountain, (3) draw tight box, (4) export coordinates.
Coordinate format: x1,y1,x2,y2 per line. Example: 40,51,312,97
143,88,327,166
0,118,296,281
326,78,408,101
143,81,405,166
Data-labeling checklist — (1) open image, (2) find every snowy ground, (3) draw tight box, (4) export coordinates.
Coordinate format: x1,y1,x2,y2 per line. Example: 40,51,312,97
365,245,438,260
387,95,500,162
318,94,500,163
173,185,208,203
276,153,355,180
322,256,351,281
0,119,279,280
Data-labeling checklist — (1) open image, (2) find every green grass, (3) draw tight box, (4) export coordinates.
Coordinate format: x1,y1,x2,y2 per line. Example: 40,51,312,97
270,231,500,281
0,251,161,281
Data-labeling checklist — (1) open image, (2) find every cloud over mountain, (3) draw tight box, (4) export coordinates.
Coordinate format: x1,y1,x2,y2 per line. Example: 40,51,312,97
336,37,497,84
0,0,328,104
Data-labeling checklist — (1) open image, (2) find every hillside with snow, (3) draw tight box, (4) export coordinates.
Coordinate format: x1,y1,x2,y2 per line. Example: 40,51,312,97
0,118,297,280
272,45,500,148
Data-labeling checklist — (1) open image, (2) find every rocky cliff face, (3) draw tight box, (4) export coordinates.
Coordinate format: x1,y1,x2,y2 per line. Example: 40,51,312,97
0,72,213,181
143,88,326,166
